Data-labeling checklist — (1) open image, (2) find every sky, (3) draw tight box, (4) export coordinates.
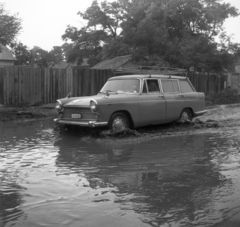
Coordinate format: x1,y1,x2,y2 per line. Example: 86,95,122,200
2,0,240,51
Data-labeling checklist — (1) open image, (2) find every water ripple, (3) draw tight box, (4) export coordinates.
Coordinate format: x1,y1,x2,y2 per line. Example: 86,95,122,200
1,121,240,226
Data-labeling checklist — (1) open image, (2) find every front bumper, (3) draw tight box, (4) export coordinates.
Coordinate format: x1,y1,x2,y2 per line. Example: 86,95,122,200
54,118,108,128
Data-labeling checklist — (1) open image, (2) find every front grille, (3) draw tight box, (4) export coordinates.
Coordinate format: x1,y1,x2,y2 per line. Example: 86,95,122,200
62,108,98,120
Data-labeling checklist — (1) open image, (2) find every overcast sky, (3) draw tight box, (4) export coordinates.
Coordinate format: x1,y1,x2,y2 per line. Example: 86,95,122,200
3,0,240,51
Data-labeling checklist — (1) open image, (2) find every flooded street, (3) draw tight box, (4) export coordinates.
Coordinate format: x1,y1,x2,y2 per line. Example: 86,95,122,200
1,119,240,227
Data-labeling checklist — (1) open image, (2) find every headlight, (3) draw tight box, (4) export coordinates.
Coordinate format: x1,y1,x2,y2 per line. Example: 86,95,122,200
90,100,98,111
55,101,64,112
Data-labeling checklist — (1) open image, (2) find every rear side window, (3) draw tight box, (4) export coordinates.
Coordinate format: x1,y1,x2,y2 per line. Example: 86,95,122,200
172,80,180,93
161,79,180,93
162,80,173,93
179,80,194,93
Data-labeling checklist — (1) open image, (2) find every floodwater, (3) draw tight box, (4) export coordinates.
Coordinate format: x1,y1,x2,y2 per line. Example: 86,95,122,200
1,120,240,227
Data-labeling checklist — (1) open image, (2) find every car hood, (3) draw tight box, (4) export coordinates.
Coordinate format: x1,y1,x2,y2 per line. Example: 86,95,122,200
59,95,100,107
58,93,138,107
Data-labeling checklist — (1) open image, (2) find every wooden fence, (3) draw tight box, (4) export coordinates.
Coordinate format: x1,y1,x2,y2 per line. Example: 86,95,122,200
0,66,226,106
188,72,226,94
0,67,113,106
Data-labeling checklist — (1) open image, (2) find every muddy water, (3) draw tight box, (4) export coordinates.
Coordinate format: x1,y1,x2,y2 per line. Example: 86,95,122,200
1,120,240,227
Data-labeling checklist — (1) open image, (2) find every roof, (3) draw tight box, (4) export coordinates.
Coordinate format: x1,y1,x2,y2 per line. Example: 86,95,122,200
113,66,187,77
0,45,16,61
109,74,187,80
91,55,131,70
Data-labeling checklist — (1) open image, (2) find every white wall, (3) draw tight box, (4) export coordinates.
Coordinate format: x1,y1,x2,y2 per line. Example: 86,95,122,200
235,64,240,73
0,61,15,66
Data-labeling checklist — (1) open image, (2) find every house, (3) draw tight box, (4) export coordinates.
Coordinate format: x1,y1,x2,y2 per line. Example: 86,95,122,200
226,56,240,92
235,56,240,74
0,45,16,66
91,55,186,76
91,55,133,70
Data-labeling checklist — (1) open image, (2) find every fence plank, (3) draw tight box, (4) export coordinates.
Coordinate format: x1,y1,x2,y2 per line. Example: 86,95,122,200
0,68,3,104
4,67,8,105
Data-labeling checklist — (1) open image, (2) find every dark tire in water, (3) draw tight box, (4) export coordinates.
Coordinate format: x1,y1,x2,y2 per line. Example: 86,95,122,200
109,112,130,131
180,109,193,121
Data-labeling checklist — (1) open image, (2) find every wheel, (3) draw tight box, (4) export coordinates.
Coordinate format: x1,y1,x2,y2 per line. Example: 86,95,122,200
64,124,74,131
180,109,193,121
109,112,130,131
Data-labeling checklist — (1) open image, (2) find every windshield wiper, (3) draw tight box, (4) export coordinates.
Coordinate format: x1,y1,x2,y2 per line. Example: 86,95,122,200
106,90,118,94
102,90,118,97
106,90,117,93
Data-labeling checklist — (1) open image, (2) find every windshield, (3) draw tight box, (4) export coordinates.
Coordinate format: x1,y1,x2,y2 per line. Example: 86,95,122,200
100,79,140,94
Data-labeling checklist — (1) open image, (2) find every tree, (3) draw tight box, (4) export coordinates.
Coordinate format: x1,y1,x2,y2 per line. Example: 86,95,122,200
48,46,64,65
62,0,127,65
120,0,239,71
12,42,31,65
13,44,69,67
63,0,240,71
31,46,50,67
79,0,124,40
62,26,106,65
0,4,22,47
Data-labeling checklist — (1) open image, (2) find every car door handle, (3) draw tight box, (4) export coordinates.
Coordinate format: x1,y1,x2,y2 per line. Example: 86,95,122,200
178,94,184,97
159,95,164,98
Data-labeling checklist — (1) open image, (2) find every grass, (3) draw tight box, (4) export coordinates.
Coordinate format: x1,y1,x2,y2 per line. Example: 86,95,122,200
206,89,240,105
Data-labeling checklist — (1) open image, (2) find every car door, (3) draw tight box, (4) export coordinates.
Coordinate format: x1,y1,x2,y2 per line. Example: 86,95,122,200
139,79,166,126
160,79,185,121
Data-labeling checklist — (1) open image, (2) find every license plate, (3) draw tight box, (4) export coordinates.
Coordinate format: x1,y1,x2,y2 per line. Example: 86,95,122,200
71,114,81,119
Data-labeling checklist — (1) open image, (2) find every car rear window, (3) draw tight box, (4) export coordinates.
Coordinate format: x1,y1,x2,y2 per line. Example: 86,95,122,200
179,80,194,93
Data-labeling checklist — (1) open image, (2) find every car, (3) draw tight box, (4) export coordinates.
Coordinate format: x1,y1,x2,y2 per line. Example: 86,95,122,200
54,73,207,131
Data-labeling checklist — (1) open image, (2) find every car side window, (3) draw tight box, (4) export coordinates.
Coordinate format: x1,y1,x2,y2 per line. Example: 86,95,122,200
172,80,180,93
161,80,174,93
161,79,180,93
179,80,194,93
146,79,160,92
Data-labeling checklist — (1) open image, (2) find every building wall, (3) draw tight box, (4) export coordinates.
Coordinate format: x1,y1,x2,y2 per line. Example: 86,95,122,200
235,64,240,74
0,60,15,66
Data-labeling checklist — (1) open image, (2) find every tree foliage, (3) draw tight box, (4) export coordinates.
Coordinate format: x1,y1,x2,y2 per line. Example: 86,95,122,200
62,0,127,66
62,0,240,71
12,44,66,67
48,46,64,65
12,42,31,65
0,4,22,46
30,46,67,67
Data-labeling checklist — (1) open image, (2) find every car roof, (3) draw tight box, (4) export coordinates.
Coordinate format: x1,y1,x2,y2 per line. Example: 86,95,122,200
109,74,187,80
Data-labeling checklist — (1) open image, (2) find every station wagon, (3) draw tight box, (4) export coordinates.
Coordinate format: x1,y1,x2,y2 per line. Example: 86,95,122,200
54,73,207,131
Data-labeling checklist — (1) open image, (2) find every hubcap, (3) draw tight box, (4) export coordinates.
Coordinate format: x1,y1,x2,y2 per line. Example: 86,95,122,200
181,112,189,120
112,117,127,131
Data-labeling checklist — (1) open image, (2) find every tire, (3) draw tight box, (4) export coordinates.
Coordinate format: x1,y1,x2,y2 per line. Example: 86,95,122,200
64,124,74,131
180,109,193,121
109,112,130,131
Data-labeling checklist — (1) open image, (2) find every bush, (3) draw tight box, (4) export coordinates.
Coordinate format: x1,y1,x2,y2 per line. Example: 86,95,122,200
206,89,240,105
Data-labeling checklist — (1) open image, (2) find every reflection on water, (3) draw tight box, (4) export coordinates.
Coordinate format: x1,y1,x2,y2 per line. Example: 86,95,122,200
1,120,240,226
